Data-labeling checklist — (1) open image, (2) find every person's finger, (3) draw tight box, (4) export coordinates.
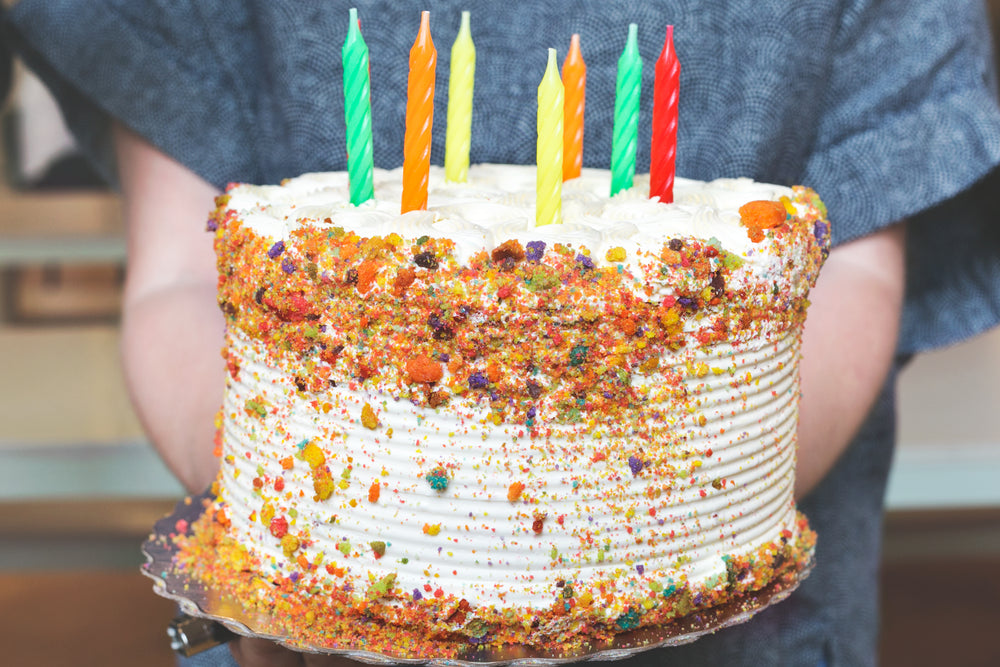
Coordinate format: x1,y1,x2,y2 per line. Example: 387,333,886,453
229,636,304,667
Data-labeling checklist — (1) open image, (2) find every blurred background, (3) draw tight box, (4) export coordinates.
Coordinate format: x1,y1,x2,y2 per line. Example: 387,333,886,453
1,4,999,666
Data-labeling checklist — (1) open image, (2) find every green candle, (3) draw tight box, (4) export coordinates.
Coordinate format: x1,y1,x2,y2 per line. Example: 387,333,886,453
342,7,374,205
610,24,642,196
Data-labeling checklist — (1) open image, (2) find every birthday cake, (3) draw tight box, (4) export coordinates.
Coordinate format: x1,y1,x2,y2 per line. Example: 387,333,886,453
178,164,828,656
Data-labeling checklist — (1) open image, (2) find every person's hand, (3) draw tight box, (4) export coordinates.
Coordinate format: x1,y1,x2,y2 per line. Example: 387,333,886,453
230,637,362,666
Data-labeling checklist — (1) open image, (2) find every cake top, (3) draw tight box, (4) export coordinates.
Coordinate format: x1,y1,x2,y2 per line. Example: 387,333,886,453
224,164,810,279
212,163,829,422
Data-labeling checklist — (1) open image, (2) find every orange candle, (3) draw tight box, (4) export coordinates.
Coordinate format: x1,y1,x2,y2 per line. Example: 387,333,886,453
402,11,437,213
561,34,586,181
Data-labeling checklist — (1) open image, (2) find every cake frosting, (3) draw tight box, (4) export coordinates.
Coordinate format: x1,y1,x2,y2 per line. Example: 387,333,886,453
179,164,829,656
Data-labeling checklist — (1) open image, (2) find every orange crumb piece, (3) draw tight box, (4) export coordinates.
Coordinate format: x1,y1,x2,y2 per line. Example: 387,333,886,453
356,259,378,293
280,456,294,470
393,266,417,294
507,481,525,502
738,200,786,243
491,239,525,263
406,354,443,384
368,481,381,503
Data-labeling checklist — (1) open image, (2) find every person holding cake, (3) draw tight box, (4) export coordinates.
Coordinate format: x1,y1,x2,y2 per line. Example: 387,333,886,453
5,1,1000,666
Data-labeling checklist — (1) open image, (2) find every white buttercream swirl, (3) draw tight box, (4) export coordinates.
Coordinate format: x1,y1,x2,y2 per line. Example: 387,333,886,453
218,326,800,612
227,165,796,274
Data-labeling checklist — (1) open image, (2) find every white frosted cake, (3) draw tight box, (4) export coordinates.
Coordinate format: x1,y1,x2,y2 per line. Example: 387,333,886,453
178,164,828,656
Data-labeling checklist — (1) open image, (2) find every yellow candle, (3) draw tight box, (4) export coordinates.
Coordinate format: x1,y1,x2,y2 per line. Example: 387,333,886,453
535,48,563,227
444,11,475,183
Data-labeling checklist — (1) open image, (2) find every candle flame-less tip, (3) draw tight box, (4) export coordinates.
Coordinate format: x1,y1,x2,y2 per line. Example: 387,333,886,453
460,10,470,32
662,24,676,57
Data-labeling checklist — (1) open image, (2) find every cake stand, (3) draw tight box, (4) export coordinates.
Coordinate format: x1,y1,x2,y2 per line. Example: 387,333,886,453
142,493,813,665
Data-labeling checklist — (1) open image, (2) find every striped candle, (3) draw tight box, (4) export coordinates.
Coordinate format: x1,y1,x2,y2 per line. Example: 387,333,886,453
561,34,586,181
402,11,437,213
610,24,642,196
650,25,680,203
342,8,374,205
444,11,475,183
536,48,564,227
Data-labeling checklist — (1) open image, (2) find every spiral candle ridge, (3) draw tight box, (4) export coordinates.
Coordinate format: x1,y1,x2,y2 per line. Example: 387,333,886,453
535,48,564,227
651,25,680,203
445,11,475,184
562,34,586,182
342,8,374,206
402,11,437,213
610,24,642,197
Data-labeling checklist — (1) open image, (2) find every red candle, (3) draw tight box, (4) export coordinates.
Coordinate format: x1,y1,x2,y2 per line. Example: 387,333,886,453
650,25,679,203
402,11,437,213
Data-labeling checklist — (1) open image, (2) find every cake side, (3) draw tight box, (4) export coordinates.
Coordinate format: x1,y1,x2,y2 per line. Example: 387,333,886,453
179,164,828,654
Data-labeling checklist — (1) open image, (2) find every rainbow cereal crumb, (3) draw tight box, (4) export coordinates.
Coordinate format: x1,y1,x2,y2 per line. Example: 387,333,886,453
174,501,815,657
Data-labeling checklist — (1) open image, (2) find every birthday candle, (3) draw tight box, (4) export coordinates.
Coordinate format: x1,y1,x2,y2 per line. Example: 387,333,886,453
610,24,641,197
536,48,564,227
650,25,680,203
342,8,374,205
444,11,475,183
402,11,437,213
561,34,586,181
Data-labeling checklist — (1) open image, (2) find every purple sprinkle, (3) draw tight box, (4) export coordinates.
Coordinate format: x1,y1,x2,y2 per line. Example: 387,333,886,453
693,592,705,606
289,572,300,583
468,373,489,390
438,353,450,362
268,241,285,259
281,257,295,274
525,240,547,262
678,297,695,308
628,455,644,476
576,253,595,270
636,564,645,576
813,221,829,242
526,406,537,419
412,589,423,601
206,217,218,232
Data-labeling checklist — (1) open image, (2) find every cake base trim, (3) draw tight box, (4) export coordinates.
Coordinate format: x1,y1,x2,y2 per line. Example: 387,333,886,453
144,491,815,663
